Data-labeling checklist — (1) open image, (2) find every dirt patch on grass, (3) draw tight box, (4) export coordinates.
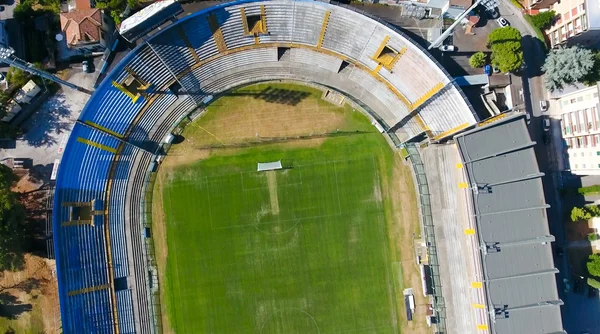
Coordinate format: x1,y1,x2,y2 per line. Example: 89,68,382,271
382,154,430,334
266,171,280,215
0,254,59,334
178,86,347,149
0,172,60,334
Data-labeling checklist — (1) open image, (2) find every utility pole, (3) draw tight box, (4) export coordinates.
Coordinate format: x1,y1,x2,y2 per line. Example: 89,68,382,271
0,47,93,95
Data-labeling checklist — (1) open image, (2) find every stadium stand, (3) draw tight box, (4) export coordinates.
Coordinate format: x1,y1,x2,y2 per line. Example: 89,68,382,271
54,0,480,332
455,114,564,334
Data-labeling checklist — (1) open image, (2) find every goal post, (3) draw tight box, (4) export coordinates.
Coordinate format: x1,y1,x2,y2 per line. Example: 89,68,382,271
257,161,283,172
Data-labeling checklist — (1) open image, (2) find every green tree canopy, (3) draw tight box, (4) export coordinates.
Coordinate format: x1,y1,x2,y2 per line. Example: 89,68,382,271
543,46,595,92
588,253,600,277
469,52,487,68
571,205,600,221
588,277,600,289
530,10,556,30
0,165,26,271
583,50,600,86
6,68,28,89
487,27,523,73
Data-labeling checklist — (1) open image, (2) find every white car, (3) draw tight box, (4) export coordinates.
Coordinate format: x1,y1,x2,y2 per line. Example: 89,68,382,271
496,17,510,27
539,100,549,112
439,45,455,52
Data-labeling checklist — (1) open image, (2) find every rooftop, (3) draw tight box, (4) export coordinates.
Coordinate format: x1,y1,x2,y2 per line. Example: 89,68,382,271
454,114,565,334
59,8,102,46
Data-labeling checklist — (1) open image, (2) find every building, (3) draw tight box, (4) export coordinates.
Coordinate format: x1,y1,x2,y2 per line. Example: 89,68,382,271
525,0,558,11
555,84,600,174
546,0,600,48
455,114,564,334
59,8,111,52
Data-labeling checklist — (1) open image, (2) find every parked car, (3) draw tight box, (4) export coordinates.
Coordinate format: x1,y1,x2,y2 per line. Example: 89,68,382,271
484,64,492,76
543,117,550,131
493,66,500,73
439,45,455,52
487,7,500,19
543,116,551,144
539,100,549,112
496,17,510,27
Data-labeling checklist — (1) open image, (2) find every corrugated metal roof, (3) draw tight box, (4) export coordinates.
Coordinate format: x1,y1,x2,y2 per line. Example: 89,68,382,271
454,114,565,334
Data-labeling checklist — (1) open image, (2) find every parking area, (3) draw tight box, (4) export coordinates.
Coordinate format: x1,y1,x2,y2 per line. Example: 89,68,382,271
437,15,499,77
0,64,99,179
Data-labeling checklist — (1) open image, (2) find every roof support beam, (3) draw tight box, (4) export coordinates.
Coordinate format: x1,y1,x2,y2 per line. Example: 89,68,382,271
472,172,545,190
484,235,555,253
474,204,551,217
462,141,537,164
504,300,563,312
485,268,559,282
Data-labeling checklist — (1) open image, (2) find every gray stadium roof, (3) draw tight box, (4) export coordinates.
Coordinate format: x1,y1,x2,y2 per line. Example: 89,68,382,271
454,114,565,334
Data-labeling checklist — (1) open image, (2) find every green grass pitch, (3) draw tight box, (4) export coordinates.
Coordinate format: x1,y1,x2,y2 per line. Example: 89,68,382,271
161,88,404,333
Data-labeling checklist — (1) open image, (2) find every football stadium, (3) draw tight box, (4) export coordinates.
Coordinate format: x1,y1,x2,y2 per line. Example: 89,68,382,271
52,0,565,333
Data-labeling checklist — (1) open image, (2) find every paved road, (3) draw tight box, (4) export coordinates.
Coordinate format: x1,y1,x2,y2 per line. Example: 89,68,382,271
498,1,600,332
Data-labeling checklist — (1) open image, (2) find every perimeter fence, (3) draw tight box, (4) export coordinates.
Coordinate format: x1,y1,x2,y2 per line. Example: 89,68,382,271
404,143,447,333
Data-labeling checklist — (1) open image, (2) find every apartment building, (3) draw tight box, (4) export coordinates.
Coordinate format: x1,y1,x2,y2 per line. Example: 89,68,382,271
546,0,600,48
558,85,600,175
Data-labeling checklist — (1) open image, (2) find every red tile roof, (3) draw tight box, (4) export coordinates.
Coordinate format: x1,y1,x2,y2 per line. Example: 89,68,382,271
75,0,91,10
60,9,102,46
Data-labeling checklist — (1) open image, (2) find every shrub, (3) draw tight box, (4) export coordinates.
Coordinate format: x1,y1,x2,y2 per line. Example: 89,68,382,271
487,27,523,73
469,52,487,68
588,277,600,289
6,68,29,88
530,10,556,30
589,254,600,277
589,233,599,241
571,205,600,221
578,184,600,195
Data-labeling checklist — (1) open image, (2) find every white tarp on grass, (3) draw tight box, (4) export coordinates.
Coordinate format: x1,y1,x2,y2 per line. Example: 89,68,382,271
257,161,282,171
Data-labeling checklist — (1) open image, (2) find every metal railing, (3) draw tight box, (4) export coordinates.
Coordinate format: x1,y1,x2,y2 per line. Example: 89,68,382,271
403,143,447,333
139,99,205,334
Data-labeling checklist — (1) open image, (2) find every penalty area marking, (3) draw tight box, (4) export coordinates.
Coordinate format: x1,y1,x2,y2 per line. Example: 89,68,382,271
259,308,321,334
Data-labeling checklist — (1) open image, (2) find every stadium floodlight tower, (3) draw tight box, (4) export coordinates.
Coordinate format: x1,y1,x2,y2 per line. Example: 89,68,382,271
0,46,93,94
428,0,497,49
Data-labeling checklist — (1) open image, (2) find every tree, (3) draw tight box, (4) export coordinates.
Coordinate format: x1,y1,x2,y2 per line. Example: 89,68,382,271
589,233,599,241
590,205,600,217
571,205,600,221
530,10,556,30
583,50,600,86
469,52,487,68
487,27,523,73
588,253,600,277
6,68,28,89
588,277,600,289
543,46,595,92
0,165,26,271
